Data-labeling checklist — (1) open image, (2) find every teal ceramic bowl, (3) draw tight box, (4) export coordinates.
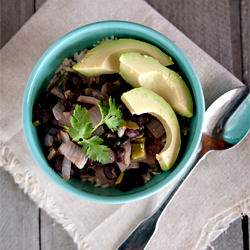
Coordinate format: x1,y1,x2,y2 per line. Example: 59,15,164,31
22,21,205,204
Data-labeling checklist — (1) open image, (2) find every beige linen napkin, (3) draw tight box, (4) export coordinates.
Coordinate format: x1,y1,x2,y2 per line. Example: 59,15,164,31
0,0,249,249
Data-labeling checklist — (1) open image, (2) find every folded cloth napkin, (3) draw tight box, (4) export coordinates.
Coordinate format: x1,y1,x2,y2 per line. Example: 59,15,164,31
0,0,249,249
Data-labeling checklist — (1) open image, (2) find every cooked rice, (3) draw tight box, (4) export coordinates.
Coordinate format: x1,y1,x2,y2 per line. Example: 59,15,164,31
93,35,118,47
74,49,88,63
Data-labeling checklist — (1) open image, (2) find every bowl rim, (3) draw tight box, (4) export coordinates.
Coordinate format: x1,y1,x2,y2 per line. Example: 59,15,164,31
22,20,205,204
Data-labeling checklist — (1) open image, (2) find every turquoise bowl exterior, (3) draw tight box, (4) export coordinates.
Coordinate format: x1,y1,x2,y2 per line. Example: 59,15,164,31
22,21,205,204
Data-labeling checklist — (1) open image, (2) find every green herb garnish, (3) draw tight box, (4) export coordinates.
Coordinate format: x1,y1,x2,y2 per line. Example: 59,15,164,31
96,97,125,132
66,97,124,162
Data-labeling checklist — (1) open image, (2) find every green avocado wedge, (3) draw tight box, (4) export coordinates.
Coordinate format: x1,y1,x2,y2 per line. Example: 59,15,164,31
119,52,193,117
121,87,181,171
72,39,174,76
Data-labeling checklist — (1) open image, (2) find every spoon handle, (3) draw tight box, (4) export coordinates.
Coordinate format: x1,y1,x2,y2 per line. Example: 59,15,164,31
117,131,232,250
117,147,206,250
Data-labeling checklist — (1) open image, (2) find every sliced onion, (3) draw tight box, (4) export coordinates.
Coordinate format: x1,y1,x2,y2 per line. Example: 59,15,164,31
62,157,71,181
59,141,88,169
58,112,71,127
50,86,64,99
88,106,102,127
146,119,165,139
116,161,127,172
124,141,132,167
47,147,56,160
117,126,126,138
52,102,64,120
101,82,110,95
44,134,53,147
77,95,99,105
59,130,70,143
64,90,71,99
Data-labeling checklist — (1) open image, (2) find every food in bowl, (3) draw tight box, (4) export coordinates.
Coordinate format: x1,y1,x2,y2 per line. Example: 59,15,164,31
32,38,193,191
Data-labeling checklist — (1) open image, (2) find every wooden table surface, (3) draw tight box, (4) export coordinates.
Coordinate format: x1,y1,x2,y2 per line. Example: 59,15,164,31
0,0,249,250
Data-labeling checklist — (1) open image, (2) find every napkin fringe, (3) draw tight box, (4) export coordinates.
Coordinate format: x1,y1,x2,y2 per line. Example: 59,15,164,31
194,197,250,250
1,139,250,250
0,141,92,250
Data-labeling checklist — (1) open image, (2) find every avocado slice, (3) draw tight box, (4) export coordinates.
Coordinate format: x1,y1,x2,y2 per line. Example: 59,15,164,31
121,87,181,171
73,39,173,76
119,52,193,117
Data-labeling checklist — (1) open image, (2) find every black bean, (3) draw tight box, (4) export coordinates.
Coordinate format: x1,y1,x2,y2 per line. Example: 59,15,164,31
104,165,120,180
107,138,123,150
76,72,89,85
99,74,119,84
131,114,150,124
106,133,117,139
118,169,144,191
72,77,81,89
34,109,50,124
44,93,58,108
138,164,148,175
69,103,77,114
87,168,96,176
124,129,140,138
116,149,125,162
70,164,80,177
53,156,63,172
87,159,95,165
47,127,59,136
53,135,61,148
52,119,59,126
61,79,71,92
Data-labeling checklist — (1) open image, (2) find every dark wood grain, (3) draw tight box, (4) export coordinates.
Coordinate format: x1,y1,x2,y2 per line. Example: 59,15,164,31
229,0,243,80
212,217,244,250
0,169,39,250
0,0,34,48
40,210,77,250
240,0,250,85
249,217,250,245
35,0,46,11
146,0,243,79
206,217,244,250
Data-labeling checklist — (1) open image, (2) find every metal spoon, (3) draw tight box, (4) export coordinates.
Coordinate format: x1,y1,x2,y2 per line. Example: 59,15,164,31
117,85,250,250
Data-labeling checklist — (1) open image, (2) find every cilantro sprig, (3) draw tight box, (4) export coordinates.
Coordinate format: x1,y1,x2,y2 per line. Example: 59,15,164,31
66,97,124,163
96,97,124,132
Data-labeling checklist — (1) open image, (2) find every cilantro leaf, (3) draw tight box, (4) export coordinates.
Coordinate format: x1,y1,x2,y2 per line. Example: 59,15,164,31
97,101,109,119
66,98,124,163
78,136,110,162
66,104,93,141
97,97,124,131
